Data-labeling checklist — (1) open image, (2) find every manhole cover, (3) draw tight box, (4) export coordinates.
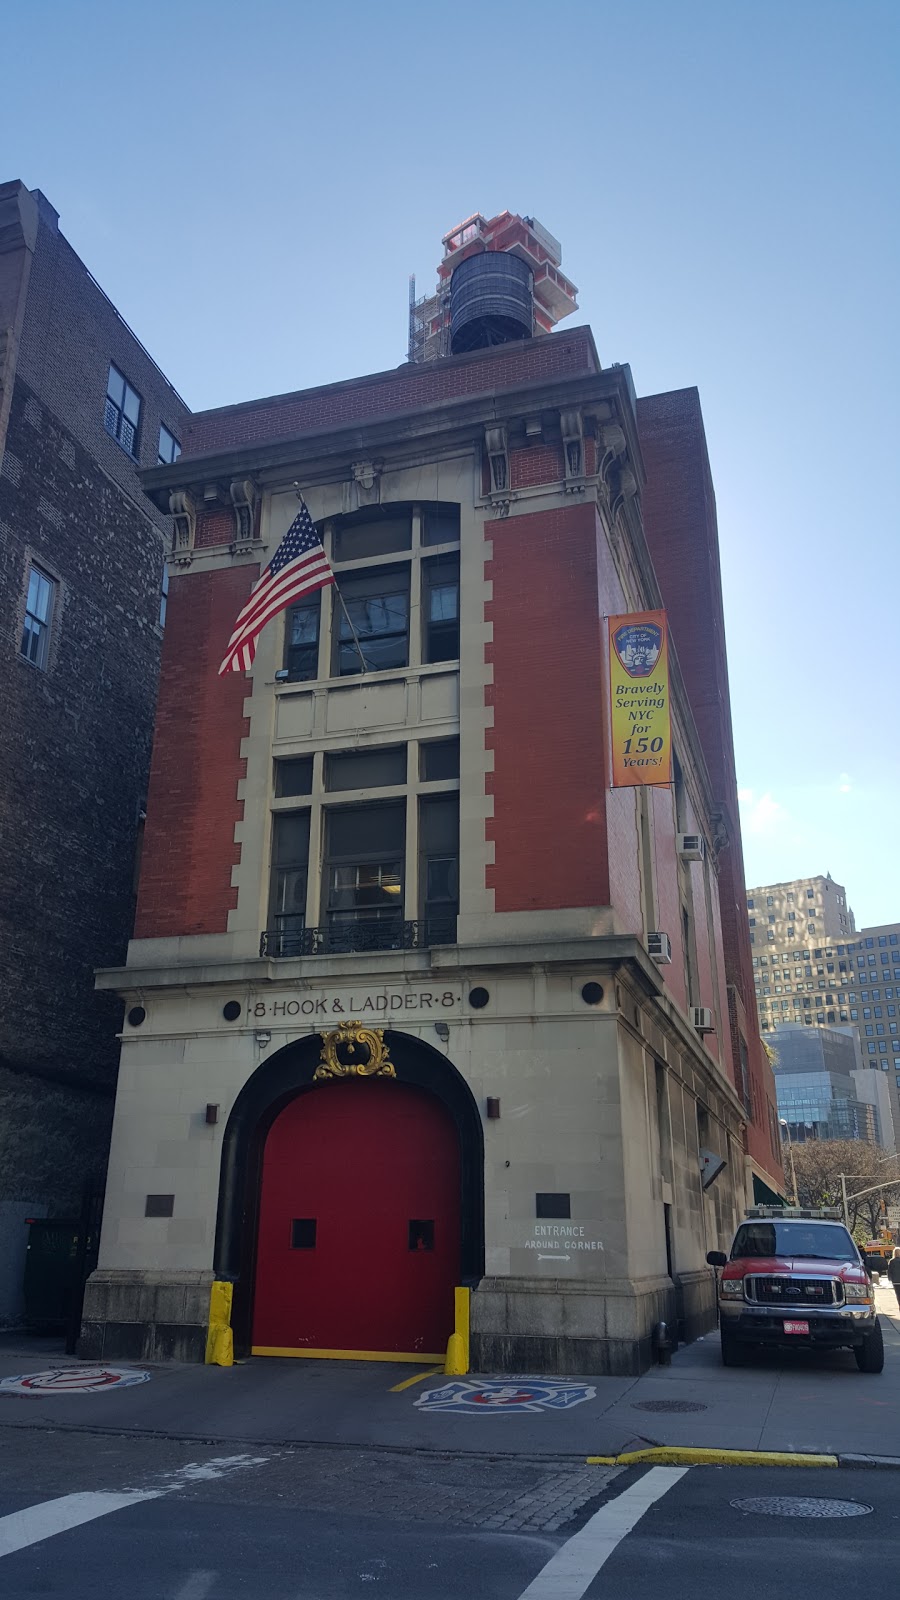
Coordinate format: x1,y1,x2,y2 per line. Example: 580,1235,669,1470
632,1400,708,1413
731,1496,872,1519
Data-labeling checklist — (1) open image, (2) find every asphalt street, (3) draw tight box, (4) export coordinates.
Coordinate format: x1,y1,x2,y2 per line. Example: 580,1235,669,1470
1,1290,898,1596
2,1429,899,1599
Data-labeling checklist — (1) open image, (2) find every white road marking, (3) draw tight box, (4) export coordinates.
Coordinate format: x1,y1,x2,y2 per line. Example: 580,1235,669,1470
0,1491,160,1559
148,1454,270,1489
0,1453,272,1561
515,1465,688,1599
173,1572,218,1599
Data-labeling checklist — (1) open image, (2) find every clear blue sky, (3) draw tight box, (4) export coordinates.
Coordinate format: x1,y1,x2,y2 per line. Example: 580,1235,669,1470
3,1,898,925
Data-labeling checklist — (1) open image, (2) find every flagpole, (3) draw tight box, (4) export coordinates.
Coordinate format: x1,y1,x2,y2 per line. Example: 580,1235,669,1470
333,581,369,675
291,483,368,675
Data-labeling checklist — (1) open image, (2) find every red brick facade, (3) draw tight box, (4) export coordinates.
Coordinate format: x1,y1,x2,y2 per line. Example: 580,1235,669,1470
485,501,610,912
134,567,254,938
180,330,598,459
637,388,782,1182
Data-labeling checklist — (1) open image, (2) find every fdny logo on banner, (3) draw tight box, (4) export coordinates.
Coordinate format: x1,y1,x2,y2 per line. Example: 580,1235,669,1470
607,608,672,788
415,1379,596,1414
611,620,663,677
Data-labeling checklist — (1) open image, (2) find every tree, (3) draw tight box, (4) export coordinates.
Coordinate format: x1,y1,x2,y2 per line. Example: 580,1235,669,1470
790,1139,900,1236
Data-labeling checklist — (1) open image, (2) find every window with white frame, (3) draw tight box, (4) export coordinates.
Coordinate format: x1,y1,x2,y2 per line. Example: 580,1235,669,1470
20,563,57,669
158,425,181,465
105,365,142,456
282,501,461,683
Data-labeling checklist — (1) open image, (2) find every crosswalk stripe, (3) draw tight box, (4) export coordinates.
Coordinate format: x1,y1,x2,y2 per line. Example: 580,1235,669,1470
515,1466,688,1600
0,1491,161,1559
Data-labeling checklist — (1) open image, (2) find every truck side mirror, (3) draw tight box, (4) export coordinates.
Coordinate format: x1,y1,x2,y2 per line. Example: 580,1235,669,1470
706,1250,727,1268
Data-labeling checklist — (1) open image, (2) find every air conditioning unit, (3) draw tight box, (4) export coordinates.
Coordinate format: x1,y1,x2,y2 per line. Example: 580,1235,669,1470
677,833,705,862
691,1007,715,1034
648,931,672,965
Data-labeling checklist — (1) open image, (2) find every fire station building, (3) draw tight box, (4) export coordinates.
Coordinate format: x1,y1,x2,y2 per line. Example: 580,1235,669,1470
83,218,782,1374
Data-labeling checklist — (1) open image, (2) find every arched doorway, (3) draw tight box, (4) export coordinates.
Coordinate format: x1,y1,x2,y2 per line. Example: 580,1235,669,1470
216,1030,483,1356
252,1078,459,1356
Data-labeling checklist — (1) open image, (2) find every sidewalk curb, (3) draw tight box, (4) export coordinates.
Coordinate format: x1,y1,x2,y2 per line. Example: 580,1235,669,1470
837,1454,900,1470
586,1447,839,1468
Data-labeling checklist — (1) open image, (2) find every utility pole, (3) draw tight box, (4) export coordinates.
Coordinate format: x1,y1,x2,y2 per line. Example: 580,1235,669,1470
839,1172,899,1233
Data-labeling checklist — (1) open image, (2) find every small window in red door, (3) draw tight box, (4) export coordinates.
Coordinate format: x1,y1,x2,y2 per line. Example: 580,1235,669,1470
409,1220,434,1251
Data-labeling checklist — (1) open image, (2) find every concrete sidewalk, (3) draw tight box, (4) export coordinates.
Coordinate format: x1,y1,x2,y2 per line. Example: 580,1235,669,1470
1,1289,898,1461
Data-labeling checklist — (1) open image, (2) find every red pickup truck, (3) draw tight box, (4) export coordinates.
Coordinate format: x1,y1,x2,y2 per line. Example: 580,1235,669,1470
707,1207,883,1372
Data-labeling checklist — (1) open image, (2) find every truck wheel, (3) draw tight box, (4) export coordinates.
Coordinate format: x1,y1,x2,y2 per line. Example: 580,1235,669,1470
720,1326,745,1367
854,1321,884,1373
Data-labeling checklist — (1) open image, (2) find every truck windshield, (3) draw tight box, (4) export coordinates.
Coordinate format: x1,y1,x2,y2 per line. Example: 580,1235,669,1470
730,1222,858,1261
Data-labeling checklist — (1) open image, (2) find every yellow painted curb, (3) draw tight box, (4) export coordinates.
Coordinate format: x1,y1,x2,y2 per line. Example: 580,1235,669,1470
389,1365,444,1392
586,1447,838,1468
251,1346,444,1362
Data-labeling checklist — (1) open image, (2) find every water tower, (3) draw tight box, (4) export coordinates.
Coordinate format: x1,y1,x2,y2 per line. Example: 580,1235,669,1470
408,212,578,363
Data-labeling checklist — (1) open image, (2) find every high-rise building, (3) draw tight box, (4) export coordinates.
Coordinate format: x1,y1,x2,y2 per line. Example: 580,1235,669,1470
747,875,900,1145
82,215,782,1374
769,1023,888,1146
0,180,188,1325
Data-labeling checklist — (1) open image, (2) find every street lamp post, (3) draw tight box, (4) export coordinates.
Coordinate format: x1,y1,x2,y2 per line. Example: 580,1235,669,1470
779,1118,798,1205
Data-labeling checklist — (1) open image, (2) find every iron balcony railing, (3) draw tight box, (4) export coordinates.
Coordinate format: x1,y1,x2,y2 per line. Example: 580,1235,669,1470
260,914,457,959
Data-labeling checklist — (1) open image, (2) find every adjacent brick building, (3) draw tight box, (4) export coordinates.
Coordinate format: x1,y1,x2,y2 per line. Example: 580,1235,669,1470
0,180,189,1323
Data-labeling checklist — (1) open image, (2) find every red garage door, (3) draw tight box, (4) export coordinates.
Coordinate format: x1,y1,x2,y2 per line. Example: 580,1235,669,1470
252,1078,460,1358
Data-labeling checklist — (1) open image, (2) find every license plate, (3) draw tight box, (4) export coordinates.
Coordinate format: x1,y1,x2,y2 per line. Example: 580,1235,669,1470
783,1320,809,1335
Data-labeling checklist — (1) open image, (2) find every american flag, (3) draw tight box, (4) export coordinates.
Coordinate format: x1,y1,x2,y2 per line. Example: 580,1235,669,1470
218,497,334,674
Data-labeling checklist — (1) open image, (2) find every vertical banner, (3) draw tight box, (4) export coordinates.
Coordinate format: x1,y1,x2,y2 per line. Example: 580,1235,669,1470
607,610,672,787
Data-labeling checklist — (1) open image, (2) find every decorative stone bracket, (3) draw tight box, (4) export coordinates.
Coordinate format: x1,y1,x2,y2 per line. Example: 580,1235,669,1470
230,478,258,546
484,425,509,495
169,489,197,560
352,460,384,507
560,408,585,491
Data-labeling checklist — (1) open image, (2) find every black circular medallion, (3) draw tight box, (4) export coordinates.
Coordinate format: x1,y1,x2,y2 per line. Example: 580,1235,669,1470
127,1006,146,1028
468,987,490,1010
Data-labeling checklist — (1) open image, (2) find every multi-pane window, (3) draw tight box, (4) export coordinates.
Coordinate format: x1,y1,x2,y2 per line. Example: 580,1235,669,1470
420,795,459,944
334,566,410,676
421,739,460,782
275,757,313,797
323,803,405,950
20,564,57,669
267,734,459,956
281,502,462,680
157,425,181,465
269,812,311,955
105,364,142,456
333,509,412,563
325,746,406,791
159,566,169,628
285,600,320,681
422,554,460,663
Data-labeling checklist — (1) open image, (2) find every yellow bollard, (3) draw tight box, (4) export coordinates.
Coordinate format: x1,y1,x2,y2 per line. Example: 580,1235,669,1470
444,1286,470,1375
205,1280,235,1366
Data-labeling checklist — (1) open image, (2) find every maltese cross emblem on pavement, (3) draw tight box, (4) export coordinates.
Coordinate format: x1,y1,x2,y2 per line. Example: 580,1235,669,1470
415,1379,596,1414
